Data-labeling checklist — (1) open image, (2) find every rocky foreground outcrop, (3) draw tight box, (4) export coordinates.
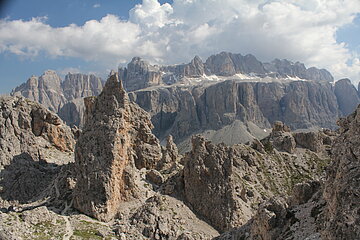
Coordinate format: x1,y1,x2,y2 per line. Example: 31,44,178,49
322,105,360,239
0,96,74,169
73,72,162,221
216,105,360,240
181,121,333,233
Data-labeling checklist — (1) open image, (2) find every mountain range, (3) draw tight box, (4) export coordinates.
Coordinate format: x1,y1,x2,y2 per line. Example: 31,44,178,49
10,52,360,151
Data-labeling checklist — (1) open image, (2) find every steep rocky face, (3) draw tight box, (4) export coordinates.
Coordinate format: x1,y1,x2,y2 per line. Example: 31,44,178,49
334,78,360,116
0,95,75,211
264,59,307,79
11,71,104,126
120,57,162,92
0,96,75,169
61,73,103,101
73,73,162,222
57,98,85,127
261,121,296,153
205,52,238,76
130,80,339,146
117,52,335,92
204,52,267,76
264,59,334,82
322,105,360,239
215,106,360,240
182,130,331,233
11,70,66,112
277,81,339,129
183,136,240,232
306,67,334,82
162,56,206,79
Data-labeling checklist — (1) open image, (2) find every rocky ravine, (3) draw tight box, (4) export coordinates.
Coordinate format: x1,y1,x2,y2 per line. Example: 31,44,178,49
2,72,356,240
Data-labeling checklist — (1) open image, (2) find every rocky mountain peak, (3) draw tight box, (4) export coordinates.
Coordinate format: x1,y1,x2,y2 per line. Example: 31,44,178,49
62,72,103,101
121,56,162,91
101,72,128,107
192,55,202,64
73,72,162,221
334,78,360,116
39,70,62,88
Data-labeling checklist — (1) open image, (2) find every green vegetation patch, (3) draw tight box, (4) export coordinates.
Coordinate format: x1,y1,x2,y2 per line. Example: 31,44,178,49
72,229,102,239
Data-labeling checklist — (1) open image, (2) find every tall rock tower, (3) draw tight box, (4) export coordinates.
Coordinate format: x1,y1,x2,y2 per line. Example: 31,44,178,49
73,72,161,221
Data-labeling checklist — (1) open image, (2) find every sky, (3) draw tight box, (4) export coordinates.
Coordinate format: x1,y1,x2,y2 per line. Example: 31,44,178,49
0,0,360,93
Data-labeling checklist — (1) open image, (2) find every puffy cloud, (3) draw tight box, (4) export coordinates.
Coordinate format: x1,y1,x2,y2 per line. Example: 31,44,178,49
129,0,174,29
0,15,141,61
0,0,360,83
93,4,101,8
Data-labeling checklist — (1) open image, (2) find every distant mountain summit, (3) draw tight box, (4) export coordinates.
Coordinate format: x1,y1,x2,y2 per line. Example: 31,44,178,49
10,52,359,145
11,71,104,126
119,52,334,91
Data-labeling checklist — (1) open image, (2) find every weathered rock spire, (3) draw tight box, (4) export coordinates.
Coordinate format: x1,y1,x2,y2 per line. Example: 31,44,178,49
73,72,161,221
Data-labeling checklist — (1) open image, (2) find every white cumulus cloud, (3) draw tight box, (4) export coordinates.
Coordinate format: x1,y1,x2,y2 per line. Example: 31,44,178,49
0,0,360,83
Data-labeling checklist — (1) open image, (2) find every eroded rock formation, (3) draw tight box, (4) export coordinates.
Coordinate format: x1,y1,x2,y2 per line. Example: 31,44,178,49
182,130,331,233
11,71,104,127
73,72,162,221
0,96,74,168
129,80,339,148
322,104,360,239
215,105,360,240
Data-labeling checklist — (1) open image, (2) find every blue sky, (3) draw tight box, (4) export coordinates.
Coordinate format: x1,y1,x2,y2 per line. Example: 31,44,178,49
0,0,360,93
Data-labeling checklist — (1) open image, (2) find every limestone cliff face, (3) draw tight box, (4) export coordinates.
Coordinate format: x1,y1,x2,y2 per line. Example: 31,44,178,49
73,73,162,222
61,73,103,101
264,59,334,82
0,96,75,169
57,98,85,127
322,104,360,239
130,80,339,145
120,57,162,92
11,71,104,125
334,78,360,116
205,52,267,76
11,70,66,112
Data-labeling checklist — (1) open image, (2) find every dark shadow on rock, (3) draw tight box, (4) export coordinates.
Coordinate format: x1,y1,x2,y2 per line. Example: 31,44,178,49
151,111,177,139
0,153,60,204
